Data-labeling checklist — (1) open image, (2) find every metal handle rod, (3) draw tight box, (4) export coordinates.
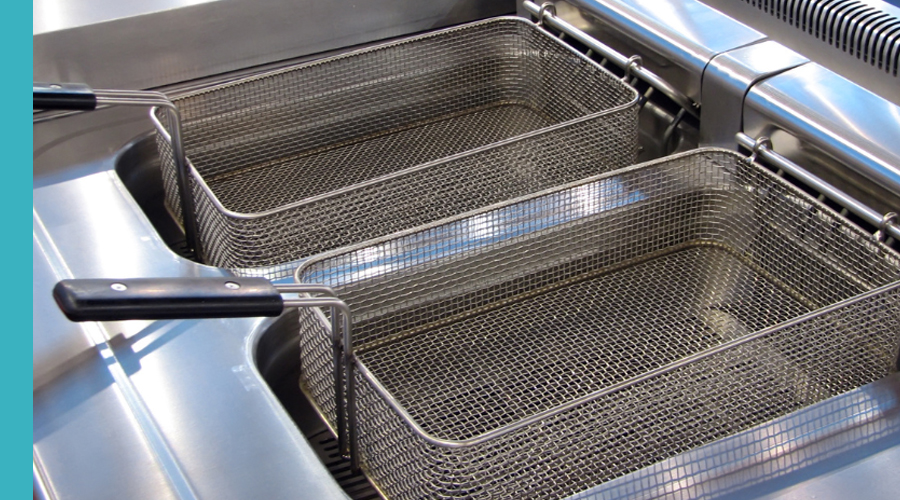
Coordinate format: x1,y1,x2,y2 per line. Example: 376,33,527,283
277,284,352,463
736,132,900,242
284,296,359,473
91,90,201,259
276,284,358,469
523,1,699,118
276,284,336,296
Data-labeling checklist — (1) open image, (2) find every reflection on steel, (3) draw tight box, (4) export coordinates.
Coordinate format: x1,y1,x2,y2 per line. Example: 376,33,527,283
700,41,808,148
702,0,900,104
743,63,900,214
33,0,513,91
33,457,54,500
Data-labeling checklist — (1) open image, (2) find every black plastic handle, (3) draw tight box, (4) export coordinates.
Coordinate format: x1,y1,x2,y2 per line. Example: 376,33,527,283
53,278,284,322
34,82,97,111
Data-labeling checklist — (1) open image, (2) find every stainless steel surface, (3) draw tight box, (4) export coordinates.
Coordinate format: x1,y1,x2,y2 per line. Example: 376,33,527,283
33,0,514,91
700,0,900,105
568,371,900,500
523,0,765,102
33,456,55,500
33,347,181,500
33,0,215,34
33,106,152,186
33,233,93,391
34,179,194,500
700,41,808,148
737,132,900,242
294,149,900,499
32,114,900,500
743,63,900,215
32,142,349,499
522,1,699,117
153,17,639,278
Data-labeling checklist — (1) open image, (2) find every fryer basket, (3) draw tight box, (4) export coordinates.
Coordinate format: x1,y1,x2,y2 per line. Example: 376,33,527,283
153,17,640,278
295,149,900,499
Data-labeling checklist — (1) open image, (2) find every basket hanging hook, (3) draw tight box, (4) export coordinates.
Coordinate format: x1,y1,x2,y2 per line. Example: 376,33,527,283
745,136,773,165
623,55,643,83
875,212,899,242
537,2,557,26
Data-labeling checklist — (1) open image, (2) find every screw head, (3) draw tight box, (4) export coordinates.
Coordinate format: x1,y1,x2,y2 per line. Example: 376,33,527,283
224,281,241,290
111,283,127,291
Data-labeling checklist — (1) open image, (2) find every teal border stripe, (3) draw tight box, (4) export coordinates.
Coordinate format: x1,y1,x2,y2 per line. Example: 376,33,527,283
21,3,34,498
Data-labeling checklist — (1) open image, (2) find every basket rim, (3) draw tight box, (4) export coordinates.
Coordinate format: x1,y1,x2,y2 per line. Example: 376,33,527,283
295,147,900,281
168,16,618,101
152,99,640,219
150,15,640,218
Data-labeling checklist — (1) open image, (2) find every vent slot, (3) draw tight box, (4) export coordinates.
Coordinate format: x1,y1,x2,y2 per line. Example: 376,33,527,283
741,0,900,76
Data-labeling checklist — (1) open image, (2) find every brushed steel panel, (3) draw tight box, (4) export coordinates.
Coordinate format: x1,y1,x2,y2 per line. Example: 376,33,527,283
34,0,514,90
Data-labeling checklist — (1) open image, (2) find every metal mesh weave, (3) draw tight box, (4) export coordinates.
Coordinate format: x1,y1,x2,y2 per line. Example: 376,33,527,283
295,149,900,499
154,17,639,277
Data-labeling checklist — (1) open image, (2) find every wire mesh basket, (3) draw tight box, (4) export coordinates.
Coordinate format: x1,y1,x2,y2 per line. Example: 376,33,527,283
152,17,640,278
294,149,900,499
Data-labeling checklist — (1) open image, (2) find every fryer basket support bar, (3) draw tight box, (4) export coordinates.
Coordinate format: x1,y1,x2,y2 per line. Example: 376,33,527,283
737,132,900,242
522,0,700,118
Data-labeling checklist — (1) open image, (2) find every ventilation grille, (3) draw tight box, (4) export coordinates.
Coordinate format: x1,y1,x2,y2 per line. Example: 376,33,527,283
741,0,900,76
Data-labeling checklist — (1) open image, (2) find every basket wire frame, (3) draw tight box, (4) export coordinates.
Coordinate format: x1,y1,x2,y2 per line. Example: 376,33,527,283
295,149,900,499
154,17,640,278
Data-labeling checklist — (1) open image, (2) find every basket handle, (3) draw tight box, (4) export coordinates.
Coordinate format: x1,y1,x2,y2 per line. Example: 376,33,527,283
34,83,97,111
33,82,202,261
53,277,285,321
52,277,360,471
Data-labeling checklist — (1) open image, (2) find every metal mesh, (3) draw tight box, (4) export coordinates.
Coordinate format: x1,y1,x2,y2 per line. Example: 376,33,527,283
295,149,900,499
154,17,639,277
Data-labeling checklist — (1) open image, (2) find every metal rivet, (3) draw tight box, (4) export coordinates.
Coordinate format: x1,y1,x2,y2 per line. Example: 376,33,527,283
111,283,127,291
225,281,241,290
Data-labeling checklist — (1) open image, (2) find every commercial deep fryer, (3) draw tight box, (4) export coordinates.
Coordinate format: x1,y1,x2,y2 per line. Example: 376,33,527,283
51,147,900,498
33,0,900,499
